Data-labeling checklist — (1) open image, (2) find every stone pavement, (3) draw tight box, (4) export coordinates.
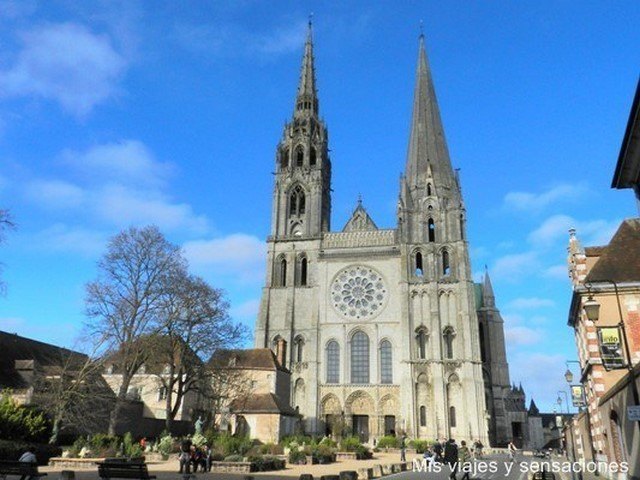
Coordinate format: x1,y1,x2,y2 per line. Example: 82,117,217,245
41,451,410,480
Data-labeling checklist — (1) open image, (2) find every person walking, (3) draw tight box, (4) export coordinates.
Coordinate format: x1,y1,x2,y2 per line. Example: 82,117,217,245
400,434,408,462
179,437,192,474
507,441,518,464
458,441,472,480
433,439,443,462
444,439,459,480
473,439,483,459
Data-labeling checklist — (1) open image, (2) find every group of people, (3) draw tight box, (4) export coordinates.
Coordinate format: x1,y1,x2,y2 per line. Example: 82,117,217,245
414,438,486,480
178,438,212,474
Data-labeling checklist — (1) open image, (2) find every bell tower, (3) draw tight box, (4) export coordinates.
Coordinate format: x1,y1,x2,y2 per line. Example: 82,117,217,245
271,22,331,239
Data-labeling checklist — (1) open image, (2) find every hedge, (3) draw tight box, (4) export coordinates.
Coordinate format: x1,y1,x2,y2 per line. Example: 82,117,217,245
0,439,62,465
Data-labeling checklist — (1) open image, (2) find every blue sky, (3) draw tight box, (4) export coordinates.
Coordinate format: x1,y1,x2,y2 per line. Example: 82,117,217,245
0,1,639,414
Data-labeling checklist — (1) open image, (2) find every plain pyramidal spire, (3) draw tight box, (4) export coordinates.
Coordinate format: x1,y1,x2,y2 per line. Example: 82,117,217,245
483,266,495,303
295,20,318,117
405,32,456,191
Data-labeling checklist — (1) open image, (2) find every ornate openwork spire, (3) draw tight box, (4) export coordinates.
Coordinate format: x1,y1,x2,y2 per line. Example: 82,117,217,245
295,21,318,117
405,34,456,191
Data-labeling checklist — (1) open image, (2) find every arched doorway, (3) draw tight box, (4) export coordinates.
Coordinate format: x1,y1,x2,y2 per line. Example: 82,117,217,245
346,391,374,443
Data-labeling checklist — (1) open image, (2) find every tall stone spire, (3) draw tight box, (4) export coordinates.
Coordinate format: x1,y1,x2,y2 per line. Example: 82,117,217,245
405,34,456,192
294,21,318,118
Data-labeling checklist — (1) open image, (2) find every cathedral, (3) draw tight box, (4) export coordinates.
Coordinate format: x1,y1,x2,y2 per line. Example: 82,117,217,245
254,25,525,447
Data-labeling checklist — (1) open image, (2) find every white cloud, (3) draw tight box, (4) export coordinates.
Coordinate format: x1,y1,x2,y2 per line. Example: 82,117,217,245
492,251,538,282
506,326,543,345
544,264,568,280
508,352,567,411
95,184,209,234
503,184,587,212
184,233,266,284
528,214,620,247
25,179,84,209
22,140,208,236
174,20,307,59
506,297,555,310
61,140,172,188
32,223,107,256
528,214,574,245
0,23,126,116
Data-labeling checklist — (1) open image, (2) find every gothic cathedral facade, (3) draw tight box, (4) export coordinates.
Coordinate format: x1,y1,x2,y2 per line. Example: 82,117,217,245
255,26,518,447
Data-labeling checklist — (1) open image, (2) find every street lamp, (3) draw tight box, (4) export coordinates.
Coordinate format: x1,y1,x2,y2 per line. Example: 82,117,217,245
584,279,640,429
564,360,580,384
557,390,570,414
564,359,597,469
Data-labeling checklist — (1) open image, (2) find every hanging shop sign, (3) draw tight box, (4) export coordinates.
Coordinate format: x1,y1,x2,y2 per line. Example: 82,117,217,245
571,384,587,408
597,327,627,370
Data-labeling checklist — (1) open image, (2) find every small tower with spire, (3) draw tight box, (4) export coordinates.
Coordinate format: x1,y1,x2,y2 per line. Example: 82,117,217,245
270,21,331,239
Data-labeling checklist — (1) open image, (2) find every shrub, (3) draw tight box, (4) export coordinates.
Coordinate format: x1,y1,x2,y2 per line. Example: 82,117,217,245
247,455,285,471
90,434,119,450
213,434,253,457
191,432,207,447
223,454,244,462
0,439,62,465
258,442,283,455
156,434,174,458
319,437,337,448
377,435,400,449
288,449,307,464
281,434,314,449
409,439,433,454
339,436,362,452
0,392,51,442
311,444,335,464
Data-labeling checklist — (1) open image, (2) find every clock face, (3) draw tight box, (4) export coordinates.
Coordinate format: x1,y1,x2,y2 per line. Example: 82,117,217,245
330,265,388,320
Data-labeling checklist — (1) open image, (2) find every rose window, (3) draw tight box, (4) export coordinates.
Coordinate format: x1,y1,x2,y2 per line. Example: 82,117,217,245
331,266,387,320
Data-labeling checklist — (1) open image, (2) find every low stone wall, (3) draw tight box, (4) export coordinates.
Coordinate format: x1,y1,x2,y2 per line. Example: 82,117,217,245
210,461,252,473
335,452,358,461
49,458,102,469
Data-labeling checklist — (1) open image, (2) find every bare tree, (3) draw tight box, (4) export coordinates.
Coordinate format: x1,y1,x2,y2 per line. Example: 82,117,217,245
0,209,16,295
149,273,246,433
85,225,186,435
34,341,115,444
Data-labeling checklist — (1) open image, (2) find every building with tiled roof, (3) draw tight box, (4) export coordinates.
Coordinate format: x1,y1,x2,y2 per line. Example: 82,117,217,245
209,347,298,443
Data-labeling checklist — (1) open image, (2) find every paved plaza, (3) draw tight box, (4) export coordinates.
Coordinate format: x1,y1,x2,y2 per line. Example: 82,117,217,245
39,453,604,480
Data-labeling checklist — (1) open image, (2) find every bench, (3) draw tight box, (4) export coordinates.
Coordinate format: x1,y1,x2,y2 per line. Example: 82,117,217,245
97,462,156,480
0,461,47,480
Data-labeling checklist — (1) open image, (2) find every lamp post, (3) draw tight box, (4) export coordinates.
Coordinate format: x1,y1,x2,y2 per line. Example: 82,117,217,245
583,279,640,429
564,359,598,469
564,360,581,384
557,390,570,414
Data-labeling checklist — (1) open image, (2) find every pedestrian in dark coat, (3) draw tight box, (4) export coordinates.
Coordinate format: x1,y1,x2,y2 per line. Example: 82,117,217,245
443,439,459,480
